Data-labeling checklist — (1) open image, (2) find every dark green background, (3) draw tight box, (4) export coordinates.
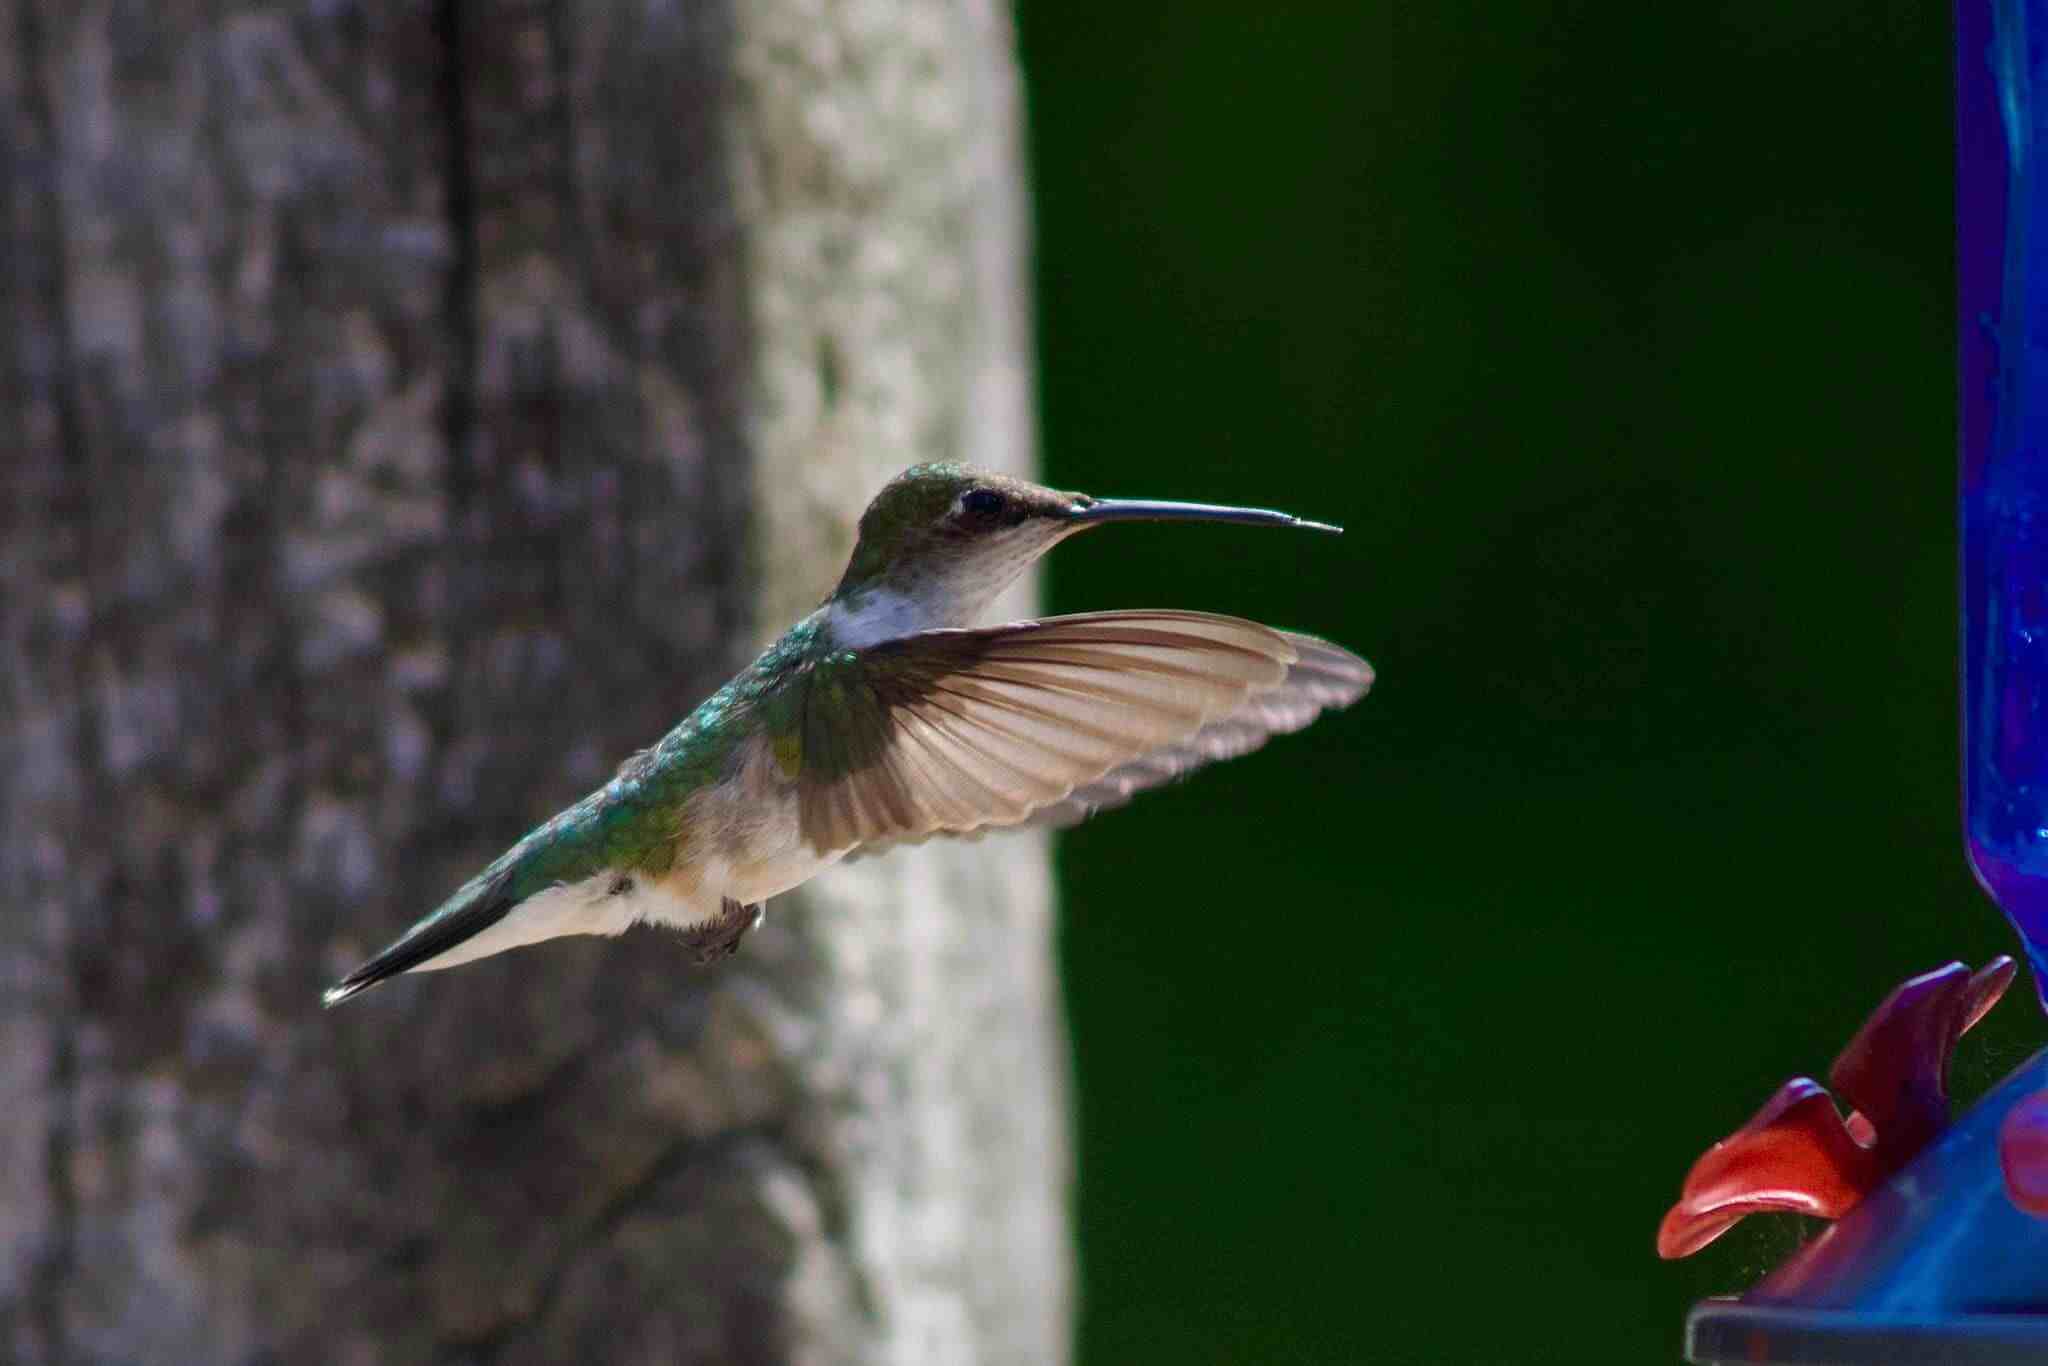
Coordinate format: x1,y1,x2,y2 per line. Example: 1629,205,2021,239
1018,5,2037,1363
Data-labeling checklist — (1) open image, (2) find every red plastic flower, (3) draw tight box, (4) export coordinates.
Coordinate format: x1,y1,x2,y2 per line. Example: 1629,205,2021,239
1657,956,2014,1259
1999,1087,2048,1216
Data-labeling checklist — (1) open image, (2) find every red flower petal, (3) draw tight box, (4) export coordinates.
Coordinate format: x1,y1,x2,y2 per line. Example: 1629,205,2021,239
1657,957,2015,1260
1657,1078,1880,1259
1999,1088,2048,1217
1963,958,2017,1033
1828,959,2010,1161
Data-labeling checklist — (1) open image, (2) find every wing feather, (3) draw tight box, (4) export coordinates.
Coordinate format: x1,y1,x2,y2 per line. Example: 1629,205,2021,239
797,611,1367,854
1030,629,1374,829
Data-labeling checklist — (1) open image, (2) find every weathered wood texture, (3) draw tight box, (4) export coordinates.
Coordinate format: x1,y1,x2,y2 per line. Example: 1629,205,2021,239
0,0,1061,1362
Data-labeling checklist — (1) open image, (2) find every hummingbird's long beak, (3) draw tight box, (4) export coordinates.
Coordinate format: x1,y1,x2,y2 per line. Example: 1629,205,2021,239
1065,497,1342,535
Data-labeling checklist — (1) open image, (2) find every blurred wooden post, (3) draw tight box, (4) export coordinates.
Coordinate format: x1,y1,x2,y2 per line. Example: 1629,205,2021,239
0,0,1065,1361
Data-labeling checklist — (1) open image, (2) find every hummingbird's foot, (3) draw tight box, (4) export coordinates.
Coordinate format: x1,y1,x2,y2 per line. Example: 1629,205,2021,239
682,897,764,965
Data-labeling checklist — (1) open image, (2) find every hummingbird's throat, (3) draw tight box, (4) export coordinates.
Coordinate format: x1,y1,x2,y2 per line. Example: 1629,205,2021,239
824,584,950,649
827,519,1072,646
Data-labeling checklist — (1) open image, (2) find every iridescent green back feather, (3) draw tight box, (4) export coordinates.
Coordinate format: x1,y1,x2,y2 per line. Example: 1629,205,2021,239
428,621,822,916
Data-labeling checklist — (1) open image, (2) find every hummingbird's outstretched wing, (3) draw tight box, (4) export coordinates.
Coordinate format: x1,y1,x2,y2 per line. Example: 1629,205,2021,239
1026,632,1371,829
796,610,1371,854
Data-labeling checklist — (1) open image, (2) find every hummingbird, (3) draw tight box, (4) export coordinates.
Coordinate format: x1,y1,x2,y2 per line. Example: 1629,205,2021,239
323,463,1372,1006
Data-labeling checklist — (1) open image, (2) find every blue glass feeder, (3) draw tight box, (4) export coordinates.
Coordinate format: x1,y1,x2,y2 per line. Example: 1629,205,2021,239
1674,4,2048,1359
1964,0,2048,1009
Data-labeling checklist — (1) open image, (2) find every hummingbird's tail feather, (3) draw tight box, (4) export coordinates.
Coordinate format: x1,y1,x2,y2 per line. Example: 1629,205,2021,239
322,872,517,1007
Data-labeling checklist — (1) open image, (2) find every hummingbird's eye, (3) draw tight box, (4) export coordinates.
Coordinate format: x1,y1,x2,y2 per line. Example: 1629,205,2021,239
961,488,1006,520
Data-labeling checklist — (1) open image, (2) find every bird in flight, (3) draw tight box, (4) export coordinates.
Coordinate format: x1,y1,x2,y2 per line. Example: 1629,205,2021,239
324,463,1372,1005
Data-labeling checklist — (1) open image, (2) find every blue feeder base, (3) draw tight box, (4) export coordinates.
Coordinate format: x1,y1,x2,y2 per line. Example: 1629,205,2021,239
1688,1306,2048,1364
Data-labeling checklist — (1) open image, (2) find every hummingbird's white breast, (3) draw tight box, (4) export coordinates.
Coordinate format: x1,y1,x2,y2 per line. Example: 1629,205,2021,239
662,727,844,907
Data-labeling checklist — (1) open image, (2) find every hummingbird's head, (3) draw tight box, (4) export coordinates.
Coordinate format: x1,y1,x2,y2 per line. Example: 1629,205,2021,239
826,463,1340,645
